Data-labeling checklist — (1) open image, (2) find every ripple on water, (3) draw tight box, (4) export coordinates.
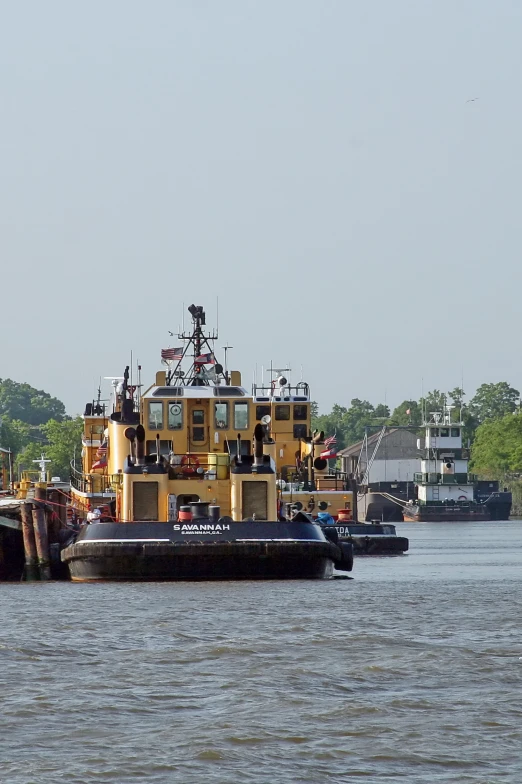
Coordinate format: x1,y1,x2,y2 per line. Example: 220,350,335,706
1,523,522,783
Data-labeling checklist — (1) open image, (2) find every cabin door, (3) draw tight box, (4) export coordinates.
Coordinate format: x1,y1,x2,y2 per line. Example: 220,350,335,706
188,399,210,451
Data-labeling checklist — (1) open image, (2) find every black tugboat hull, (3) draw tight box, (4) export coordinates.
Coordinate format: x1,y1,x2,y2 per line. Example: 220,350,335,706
61,521,346,581
332,523,409,555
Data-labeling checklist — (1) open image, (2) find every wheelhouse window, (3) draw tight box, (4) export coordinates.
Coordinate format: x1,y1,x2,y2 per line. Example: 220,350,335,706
440,428,450,438
234,402,249,430
451,428,461,437
146,439,172,456
293,405,308,421
256,404,271,421
430,428,439,437
293,424,307,439
275,405,290,421
168,402,183,430
148,401,164,430
214,402,229,429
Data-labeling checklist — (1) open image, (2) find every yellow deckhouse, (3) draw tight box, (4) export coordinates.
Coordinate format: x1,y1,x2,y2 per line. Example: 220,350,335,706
102,304,278,525
252,373,357,521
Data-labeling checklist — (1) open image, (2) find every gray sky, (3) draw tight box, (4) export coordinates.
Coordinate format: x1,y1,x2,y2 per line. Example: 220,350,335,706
1,0,521,416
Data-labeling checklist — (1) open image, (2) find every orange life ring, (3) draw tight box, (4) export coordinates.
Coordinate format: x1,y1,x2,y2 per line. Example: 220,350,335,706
181,454,200,476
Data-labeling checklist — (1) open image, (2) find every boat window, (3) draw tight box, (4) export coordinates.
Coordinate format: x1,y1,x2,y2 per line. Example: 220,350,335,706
275,405,290,421
214,387,244,397
451,428,460,437
152,387,184,397
293,424,307,439
168,402,183,430
234,402,249,430
440,428,449,438
256,405,271,420
430,428,439,437
293,405,308,421
214,402,229,429
148,402,164,430
89,424,105,435
146,439,172,456
192,410,204,425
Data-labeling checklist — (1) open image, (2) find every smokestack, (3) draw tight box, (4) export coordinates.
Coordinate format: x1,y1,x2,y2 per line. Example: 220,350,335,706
124,427,136,464
253,423,264,467
135,424,146,466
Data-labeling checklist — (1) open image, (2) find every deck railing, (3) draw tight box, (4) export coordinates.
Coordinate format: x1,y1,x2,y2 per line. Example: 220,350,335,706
69,461,114,494
414,472,477,485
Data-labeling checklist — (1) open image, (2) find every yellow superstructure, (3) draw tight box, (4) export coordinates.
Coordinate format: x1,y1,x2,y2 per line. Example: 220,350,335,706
71,304,355,525
72,306,279,524
252,376,356,520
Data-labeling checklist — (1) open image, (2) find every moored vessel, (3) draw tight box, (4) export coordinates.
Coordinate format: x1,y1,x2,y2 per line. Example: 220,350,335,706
62,305,352,581
252,372,408,554
403,408,489,522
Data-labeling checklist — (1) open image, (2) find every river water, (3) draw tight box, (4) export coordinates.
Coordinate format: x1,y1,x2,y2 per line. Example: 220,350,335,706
1,521,521,784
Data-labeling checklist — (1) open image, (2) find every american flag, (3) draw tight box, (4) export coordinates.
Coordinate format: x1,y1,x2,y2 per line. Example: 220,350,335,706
324,434,337,448
195,352,215,365
161,347,184,361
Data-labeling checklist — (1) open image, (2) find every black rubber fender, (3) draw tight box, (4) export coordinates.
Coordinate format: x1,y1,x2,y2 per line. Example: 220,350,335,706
334,541,354,572
320,526,339,545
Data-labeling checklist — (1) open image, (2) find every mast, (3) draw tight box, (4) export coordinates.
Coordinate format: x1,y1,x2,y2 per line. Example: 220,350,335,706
163,305,224,387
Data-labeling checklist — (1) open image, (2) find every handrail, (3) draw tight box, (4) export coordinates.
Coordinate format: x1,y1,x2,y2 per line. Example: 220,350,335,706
69,460,113,494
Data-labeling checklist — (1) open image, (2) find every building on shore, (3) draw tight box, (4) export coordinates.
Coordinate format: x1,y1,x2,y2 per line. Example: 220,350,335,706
338,428,421,485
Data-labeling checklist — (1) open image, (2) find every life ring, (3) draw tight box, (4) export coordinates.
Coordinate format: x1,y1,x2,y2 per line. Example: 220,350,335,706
181,454,200,476
458,495,467,501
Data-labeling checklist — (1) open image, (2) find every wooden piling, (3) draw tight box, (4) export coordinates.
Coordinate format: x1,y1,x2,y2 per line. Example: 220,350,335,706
21,502,39,581
32,504,51,581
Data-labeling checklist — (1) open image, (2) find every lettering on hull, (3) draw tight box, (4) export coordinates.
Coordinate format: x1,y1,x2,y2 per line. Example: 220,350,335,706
172,523,231,535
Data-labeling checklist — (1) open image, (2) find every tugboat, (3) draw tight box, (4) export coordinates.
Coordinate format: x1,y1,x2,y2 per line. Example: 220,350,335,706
403,408,490,522
62,306,353,581
252,372,408,554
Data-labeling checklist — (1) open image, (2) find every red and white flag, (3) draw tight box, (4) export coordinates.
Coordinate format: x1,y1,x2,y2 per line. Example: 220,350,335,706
161,347,184,361
195,353,216,365
320,449,338,460
323,434,337,448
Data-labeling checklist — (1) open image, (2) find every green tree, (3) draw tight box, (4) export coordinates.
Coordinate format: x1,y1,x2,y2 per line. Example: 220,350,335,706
43,418,83,479
471,412,522,477
16,418,82,480
419,389,446,420
373,404,390,419
312,404,348,448
0,417,33,456
469,382,520,424
0,379,66,425
343,399,376,444
390,400,422,427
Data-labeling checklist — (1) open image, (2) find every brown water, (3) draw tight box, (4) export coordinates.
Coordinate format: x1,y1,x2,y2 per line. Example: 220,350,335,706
1,521,521,783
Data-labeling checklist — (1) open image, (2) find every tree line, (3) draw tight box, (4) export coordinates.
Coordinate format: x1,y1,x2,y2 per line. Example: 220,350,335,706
312,382,522,478
0,378,82,481
2,376,522,485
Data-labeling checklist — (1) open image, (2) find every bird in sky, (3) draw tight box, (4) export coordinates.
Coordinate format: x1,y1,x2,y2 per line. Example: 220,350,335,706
466,97,479,103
